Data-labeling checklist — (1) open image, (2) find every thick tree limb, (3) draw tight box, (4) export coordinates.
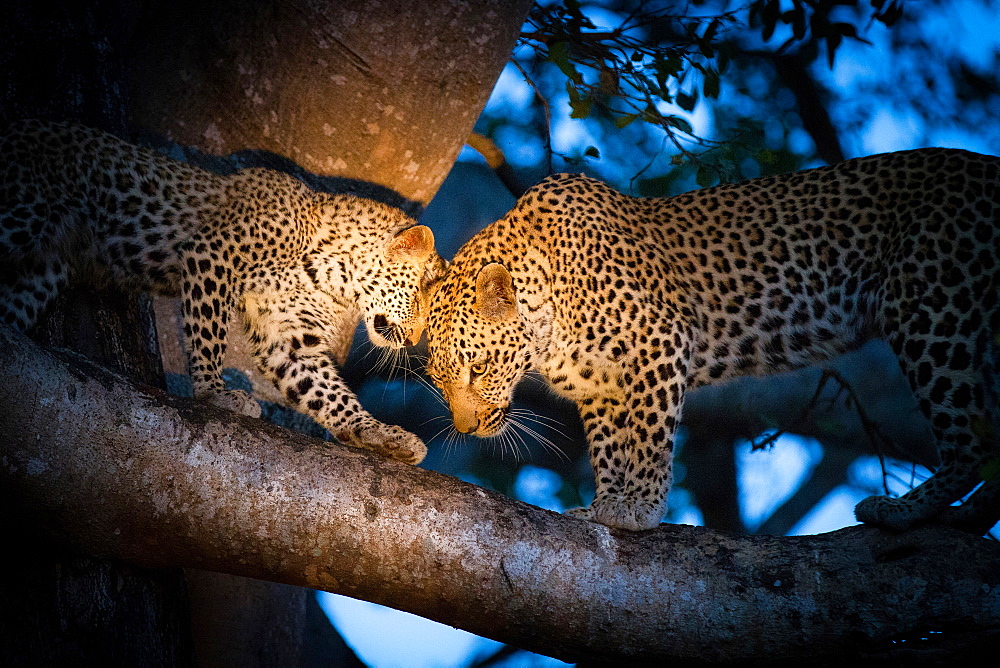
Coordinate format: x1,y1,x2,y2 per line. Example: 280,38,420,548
2,323,999,663
126,0,534,207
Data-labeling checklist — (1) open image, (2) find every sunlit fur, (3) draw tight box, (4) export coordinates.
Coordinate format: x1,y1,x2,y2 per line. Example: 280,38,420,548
426,150,999,531
0,119,446,464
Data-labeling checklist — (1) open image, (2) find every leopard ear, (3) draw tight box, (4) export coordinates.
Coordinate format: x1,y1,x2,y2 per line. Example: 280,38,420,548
474,263,517,321
386,225,435,263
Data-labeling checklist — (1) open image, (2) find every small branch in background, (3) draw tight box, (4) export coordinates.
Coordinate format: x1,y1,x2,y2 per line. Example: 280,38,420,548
767,52,845,164
806,368,895,494
466,132,527,197
510,58,555,177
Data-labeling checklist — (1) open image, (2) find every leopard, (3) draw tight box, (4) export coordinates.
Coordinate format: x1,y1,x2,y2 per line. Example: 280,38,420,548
0,119,446,464
425,148,1000,532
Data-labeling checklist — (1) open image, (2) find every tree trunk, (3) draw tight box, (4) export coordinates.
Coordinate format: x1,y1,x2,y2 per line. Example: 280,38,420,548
1,0,531,663
1,2,196,663
3,323,998,665
127,0,529,208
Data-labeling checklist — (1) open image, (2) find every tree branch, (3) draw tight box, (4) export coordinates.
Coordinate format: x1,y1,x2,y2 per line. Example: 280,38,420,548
2,323,999,663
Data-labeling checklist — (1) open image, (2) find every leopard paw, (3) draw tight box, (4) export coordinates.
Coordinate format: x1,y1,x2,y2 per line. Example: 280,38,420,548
203,388,262,418
564,495,664,531
854,494,922,531
337,422,427,465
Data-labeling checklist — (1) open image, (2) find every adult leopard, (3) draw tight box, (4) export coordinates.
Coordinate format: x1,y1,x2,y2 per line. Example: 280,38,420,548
1,119,445,464
425,148,999,531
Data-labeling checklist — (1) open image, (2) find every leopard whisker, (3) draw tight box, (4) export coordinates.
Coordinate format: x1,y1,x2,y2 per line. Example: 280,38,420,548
492,428,522,462
437,423,469,462
426,420,456,446
419,413,451,429
507,410,570,462
508,408,570,438
486,419,529,462
507,423,531,461
405,370,450,410
356,339,383,367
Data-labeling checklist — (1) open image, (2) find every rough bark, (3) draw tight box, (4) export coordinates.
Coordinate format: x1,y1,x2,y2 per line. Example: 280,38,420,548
127,0,532,207
3,323,999,664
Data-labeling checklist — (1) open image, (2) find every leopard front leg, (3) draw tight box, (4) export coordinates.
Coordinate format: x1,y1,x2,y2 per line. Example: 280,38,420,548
181,260,260,418
565,343,688,531
564,395,675,530
243,291,426,464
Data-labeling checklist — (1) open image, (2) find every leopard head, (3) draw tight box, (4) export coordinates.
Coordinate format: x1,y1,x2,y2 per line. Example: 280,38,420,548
362,223,446,349
426,262,532,437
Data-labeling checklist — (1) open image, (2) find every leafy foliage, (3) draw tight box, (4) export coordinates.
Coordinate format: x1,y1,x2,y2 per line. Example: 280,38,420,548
750,0,902,66
510,0,904,185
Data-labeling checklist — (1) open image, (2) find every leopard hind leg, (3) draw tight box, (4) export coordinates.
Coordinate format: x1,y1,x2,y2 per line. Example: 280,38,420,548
939,331,1000,534
856,280,999,531
0,251,70,331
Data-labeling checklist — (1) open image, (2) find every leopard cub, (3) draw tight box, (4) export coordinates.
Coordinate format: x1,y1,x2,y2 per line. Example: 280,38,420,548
1,119,445,464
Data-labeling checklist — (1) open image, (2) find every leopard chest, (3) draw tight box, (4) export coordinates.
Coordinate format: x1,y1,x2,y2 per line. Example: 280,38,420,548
536,339,623,402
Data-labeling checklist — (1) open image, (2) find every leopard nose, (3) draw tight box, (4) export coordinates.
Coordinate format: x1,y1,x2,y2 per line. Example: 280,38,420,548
453,412,479,434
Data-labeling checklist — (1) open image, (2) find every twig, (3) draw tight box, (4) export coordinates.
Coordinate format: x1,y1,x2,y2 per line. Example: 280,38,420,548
511,58,555,175
804,368,895,495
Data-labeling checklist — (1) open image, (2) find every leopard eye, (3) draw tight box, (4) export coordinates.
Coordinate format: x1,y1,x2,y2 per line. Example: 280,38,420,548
469,362,488,381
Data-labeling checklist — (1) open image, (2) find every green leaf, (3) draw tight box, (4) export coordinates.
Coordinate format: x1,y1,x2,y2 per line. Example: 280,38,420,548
791,5,806,40
697,19,720,59
653,54,683,93
696,163,716,188
703,18,720,44
568,96,592,119
876,1,904,27
548,41,582,84
833,22,858,38
826,33,842,68
666,115,694,134
598,67,619,96
814,415,848,439
614,112,641,129
717,43,733,74
761,0,780,42
676,91,697,112
755,149,776,165
566,82,592,119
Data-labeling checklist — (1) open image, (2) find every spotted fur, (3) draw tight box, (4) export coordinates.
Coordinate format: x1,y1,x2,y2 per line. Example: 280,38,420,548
1,119,446,464
426,149,1000,531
